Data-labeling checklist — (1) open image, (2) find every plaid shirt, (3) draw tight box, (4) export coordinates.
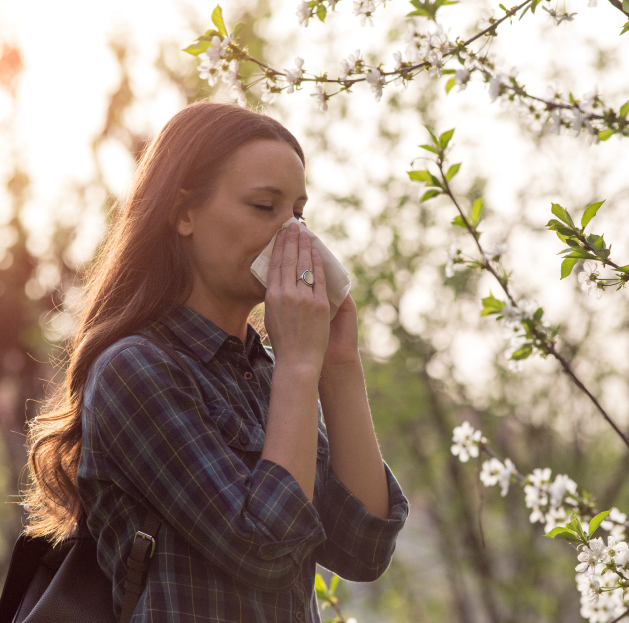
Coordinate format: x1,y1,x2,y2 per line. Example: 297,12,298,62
78,304,409,623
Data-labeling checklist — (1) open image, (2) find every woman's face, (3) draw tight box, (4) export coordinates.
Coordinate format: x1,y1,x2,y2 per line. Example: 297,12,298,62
177,138,308,309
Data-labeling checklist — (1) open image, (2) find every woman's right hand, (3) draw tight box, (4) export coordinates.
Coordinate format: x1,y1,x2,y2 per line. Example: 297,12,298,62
263,222,330,372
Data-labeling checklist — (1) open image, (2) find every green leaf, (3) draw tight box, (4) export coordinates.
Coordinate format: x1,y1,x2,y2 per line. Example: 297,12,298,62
551,203,575,228
445,77,456,94
408,170,431,182
329,575,339,595
543,527,581,542
315,574,328,601
422,189,441,201
481,292,505,316
419,144,437,153
586,233,606,251
533,307,544,322
531,0,542,14
588,510,612,538
545,218,567,231
581,200,605,228
615,265,629,273
182,38,214,56
510,344,533,360
451,215,467,229
316,4,327,21
211,5,228,36
619,102,629,118
423,125,439,146
598,129,615,141
446,163,461,181
471,197,483,225
563,250,598,260
439,128,455,149
624,0,629,12
519,5,530,19
622,20,629,35
561,258,579,280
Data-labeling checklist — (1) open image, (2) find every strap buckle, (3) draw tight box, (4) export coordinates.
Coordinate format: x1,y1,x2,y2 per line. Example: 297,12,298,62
134,531,156,558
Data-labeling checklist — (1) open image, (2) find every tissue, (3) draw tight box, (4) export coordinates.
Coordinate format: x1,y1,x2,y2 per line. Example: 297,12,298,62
250,217,351,320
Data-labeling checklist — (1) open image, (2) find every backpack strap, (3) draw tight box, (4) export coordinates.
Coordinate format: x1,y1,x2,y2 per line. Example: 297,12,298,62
119,333,201,623
119,511,161,623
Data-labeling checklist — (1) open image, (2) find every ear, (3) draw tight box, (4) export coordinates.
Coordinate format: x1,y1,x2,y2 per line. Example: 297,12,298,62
172,188,193,237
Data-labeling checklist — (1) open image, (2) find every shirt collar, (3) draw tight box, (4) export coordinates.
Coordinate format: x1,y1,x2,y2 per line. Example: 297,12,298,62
157,304,272,365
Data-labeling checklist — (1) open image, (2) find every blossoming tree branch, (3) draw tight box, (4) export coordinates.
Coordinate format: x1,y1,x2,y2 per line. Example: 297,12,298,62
185,1,629,139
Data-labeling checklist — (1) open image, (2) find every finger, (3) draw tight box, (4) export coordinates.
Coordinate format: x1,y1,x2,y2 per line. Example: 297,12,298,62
267,229,286,289
311,248,328,304
296,230,313,291
280,222,300,289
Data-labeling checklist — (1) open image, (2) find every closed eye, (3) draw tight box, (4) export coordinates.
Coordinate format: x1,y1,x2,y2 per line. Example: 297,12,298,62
253,205,306,222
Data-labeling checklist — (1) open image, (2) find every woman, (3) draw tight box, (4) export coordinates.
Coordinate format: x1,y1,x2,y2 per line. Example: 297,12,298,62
24,102,408,622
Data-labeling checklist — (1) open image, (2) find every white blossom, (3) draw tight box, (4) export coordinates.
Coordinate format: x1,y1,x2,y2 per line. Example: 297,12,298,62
310,85,329,112
455,68,471,90
339,50,364,81
427,49,444,79
548,474,578,508
296,1,313,26
548,110,564,134
445,241,465,278
576,538,611,574
578,261,603,299
542,6,578,24
477,8,495,30
489,73,506,103
353,0,376,26
601,507,627,542
284,57,305,93
451,421,485,462
483,242,507,262
261,80,278,104
480,458,502,487
366,68,386,101
498,459,515,496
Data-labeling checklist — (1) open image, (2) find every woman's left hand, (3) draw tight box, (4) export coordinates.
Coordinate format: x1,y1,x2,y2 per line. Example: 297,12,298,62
321,294,360,368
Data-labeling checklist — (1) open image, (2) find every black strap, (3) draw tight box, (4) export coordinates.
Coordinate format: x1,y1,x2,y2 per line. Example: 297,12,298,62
119,511,161,623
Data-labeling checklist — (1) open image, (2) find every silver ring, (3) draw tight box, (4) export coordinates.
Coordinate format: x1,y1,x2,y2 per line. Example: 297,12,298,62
299,270,315,287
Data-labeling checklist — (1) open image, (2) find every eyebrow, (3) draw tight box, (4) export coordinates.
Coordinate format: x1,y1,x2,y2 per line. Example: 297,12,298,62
249,185,308,202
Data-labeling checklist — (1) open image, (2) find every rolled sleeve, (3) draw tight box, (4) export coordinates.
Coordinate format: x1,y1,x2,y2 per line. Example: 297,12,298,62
315,460,409,581
82,342,326,592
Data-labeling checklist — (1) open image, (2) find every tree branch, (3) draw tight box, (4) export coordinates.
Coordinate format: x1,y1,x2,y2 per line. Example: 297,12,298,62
435,160,629,451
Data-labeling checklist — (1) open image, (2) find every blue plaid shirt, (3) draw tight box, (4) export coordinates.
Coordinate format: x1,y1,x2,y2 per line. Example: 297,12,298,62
78,304,409,622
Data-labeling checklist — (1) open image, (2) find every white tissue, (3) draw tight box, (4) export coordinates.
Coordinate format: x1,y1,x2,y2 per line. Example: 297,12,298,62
250,217,351,320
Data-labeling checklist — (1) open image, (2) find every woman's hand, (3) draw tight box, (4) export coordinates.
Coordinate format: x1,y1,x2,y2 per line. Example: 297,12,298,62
322,294,360,369
264,222,330,371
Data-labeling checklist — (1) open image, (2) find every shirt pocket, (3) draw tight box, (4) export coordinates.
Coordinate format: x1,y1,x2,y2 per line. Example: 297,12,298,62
214,408,265,472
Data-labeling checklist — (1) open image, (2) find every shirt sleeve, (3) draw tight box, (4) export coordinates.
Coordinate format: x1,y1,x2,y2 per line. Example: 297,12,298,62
314,460,409,582
82,342,326,592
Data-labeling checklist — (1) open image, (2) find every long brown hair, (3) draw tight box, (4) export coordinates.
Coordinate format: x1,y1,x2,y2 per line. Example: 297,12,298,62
24,101,305,544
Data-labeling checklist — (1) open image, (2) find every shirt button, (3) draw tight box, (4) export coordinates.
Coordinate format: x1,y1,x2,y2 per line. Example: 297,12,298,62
317,447,325,456
243,371,253,380
239,434,248,445
294,613,304,622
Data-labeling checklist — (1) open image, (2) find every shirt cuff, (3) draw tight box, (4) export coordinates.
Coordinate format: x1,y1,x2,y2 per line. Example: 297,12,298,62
317,460,409,562
249,459,327,563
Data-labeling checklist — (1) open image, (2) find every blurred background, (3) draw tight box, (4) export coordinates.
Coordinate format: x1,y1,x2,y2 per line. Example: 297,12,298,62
1,0,628,621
